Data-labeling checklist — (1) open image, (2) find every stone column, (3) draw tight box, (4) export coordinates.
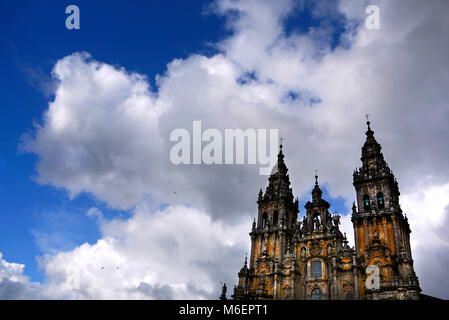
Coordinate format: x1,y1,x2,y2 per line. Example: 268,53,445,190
273,274,278,299
405,230,413,258
363,218,369,250
291,275,295,299
333,269,338,299
401,224,411,257
264,233,268,254
392,216,400,256
352,255,360,299
382,216,389,247
279,231,285,261
373,216,378,238
250,234,256,269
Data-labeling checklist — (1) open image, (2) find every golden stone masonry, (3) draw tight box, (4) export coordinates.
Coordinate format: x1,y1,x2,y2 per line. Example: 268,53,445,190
228,121,422,300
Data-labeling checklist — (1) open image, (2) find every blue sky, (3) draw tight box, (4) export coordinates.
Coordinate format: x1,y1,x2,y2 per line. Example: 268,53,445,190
0,0,348,285
0,0,224,283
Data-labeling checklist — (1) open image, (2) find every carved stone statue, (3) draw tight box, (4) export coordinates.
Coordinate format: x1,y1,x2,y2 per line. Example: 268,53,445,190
301,217,308,234
333,215,341,228
314,216,321,230
220,283,227,300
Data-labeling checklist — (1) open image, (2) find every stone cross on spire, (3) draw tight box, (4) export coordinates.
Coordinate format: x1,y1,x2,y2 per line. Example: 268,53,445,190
279,136,284,153
365,112,371,130
365,112,370,122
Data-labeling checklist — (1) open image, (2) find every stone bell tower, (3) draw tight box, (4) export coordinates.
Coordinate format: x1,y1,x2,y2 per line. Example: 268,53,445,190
228,119,425,301
232,142,299,299
295,174,358,300
352,119,421,300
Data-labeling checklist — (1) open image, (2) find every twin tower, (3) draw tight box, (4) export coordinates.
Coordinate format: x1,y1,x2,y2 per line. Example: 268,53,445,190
229,121,421,300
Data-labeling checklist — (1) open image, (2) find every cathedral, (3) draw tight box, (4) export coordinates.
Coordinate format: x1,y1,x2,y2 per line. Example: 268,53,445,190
229,120,422,300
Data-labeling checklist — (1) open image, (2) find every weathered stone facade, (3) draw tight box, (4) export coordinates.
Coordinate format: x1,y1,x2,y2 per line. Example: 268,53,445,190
230,121,421,300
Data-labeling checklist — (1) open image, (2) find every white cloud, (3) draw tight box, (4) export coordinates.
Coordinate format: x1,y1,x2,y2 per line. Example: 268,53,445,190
12,0,449,299
2,205,250,300
402,182,449,299
86,207,103,220
22,52,164,209
38,204,250,299
0,253,42,299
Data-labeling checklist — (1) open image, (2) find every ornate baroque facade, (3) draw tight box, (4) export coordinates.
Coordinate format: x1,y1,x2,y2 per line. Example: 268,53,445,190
230,121,421,300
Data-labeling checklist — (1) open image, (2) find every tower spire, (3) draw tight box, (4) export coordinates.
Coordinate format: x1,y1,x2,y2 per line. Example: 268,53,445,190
365,112,372,130
269,136,288,177
311,171,324,204
359,116,383,164
351,120,421,298
279,136,284,154
364,112,374,137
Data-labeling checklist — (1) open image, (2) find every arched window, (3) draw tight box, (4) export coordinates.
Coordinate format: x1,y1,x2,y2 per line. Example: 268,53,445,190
377,192,385,209
363,195,371,211
311,261,322,279
272,210,278,226
311,288,322,300
262,212,268,228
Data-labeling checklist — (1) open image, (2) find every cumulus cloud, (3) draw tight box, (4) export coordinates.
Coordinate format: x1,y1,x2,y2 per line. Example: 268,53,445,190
402,182,449,298
22,52,164,209
38,205,250,299
11,0,449,299
0,253,42,299
22,0,449,216
2,205,250,300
